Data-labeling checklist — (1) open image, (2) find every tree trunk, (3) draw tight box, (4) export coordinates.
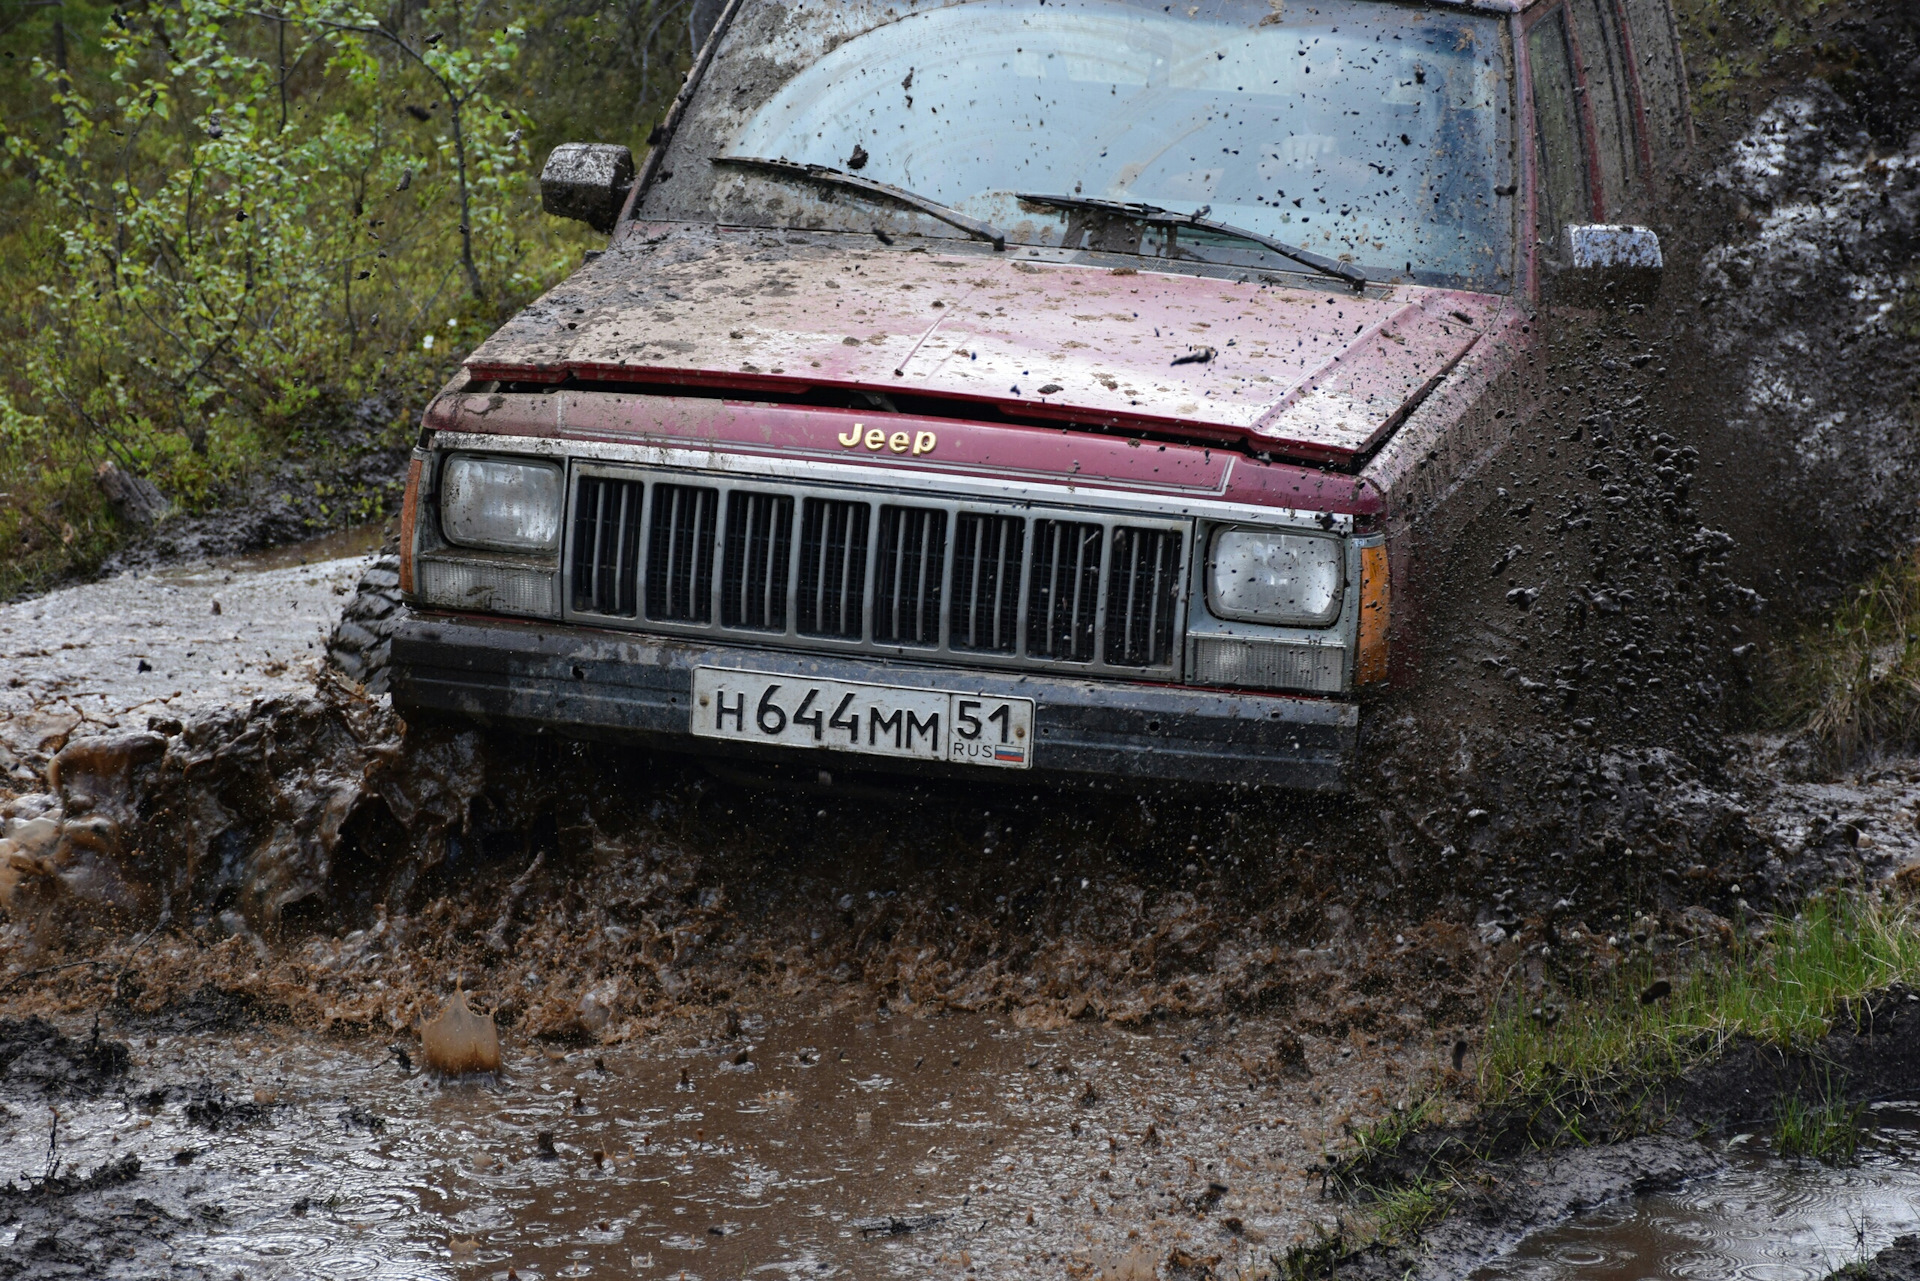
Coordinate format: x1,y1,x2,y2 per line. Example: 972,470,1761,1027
448,102,486,304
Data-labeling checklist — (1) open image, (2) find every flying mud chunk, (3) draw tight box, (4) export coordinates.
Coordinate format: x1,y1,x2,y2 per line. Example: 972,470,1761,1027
421,988,502,1076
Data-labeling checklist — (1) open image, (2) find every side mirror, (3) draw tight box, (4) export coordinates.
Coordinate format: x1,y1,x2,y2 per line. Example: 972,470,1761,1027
1549,224,1663,305
540,143,635,234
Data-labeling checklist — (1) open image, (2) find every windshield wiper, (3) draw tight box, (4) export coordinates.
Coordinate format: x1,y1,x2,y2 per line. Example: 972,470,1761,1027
1014,193,1369,291
714,155,1006,251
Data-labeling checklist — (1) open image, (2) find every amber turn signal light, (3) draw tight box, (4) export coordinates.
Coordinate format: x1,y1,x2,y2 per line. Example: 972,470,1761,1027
398,455,423,596
1356,540,1389,685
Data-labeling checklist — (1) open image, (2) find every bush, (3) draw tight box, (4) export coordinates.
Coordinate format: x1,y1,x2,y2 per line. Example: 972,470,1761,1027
0,0,681,592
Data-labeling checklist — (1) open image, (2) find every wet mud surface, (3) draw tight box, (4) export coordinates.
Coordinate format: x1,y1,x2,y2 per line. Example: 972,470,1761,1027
1846,1234,1920,1281
1475,1108,1920,1281
0,1001,1444,1279
0,528,383,785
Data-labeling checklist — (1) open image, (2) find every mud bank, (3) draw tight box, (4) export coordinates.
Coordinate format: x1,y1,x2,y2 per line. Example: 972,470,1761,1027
1694,79,1920,608
1317,984,1920,1279
84,401,408,589
1843,1235,1920,1281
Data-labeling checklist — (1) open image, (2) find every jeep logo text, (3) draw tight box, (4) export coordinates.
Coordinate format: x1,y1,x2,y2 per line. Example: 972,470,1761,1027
839,424,936,456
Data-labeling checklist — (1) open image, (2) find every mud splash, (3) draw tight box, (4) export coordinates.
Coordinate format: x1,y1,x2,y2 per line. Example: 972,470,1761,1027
0,674,1492,1036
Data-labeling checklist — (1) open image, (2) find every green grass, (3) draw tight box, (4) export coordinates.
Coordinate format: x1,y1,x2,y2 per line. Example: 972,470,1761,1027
1366,1178,1454,1244
1339,1095,1443,1173
1773,1088,1867,1165
1480,888,1920,1110
1270,1174,1456,1278
1773,548,1920,768
1288,890,1915,1269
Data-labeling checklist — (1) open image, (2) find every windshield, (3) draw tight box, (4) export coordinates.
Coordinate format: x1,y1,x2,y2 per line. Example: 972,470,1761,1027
643,0,1516,293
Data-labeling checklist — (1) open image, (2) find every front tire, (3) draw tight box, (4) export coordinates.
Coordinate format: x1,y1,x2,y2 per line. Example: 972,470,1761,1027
327,550,403,695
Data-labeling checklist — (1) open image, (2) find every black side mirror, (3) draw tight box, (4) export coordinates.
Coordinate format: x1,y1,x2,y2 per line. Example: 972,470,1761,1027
1547,224,1663,305
540,143,635,234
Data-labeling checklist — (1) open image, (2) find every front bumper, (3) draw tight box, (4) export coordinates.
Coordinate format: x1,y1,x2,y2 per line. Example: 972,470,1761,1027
389,611,1359,790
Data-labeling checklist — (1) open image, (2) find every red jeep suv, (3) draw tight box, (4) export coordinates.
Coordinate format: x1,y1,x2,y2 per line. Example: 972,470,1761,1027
385,0,1690,789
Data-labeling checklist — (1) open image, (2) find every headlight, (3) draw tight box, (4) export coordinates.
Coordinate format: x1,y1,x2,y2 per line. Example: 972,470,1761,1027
440,455,561,553
1207,527,1344,626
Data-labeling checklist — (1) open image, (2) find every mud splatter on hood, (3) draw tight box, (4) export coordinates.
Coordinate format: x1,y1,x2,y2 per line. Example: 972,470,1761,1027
463,222,1505,465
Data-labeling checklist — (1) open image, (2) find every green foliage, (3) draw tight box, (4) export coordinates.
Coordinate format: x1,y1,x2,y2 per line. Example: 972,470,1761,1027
1774,547,1920,766
1479,888,1920,1108
1772,1086,1866,1164
0,0,687,592
1,0,551,467
1671,0,1840,110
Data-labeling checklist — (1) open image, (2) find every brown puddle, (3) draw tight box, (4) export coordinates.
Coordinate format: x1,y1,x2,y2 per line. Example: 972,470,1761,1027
158,522,387,581
1473,1106,1920,1281
0,1003,1393,1279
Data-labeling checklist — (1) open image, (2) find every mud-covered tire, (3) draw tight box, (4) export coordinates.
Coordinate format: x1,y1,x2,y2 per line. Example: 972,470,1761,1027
327,550,403,695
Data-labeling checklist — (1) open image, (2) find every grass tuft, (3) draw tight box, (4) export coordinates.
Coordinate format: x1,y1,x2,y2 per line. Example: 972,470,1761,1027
1365,1178,1453,1243
1339,1095,1443,1172
1775,547,1920,767
1772,1088,1866,1165
1480,889,1920,1110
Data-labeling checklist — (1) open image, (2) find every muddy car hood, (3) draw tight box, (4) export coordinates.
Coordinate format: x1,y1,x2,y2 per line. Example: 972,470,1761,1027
464,222,1508,467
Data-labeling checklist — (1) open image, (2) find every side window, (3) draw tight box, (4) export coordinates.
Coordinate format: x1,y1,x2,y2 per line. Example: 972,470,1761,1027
1567,0,1648,219
1621,0,1692,172
1527,9,1591,260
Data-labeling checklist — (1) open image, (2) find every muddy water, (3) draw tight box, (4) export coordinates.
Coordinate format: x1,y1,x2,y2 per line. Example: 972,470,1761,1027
1475,1106,1920,1281
1,1004,1379,1279
0,524,382,777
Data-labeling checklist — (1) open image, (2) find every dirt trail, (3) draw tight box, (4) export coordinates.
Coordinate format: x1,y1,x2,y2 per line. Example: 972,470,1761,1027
0,553,1913,1278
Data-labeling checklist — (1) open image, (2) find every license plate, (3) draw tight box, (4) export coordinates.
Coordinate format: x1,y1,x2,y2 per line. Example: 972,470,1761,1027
689,668,1034,769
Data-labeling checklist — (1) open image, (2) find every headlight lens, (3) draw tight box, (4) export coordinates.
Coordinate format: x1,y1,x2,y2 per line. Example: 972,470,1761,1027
1208,527,1344,626
440,455,562,553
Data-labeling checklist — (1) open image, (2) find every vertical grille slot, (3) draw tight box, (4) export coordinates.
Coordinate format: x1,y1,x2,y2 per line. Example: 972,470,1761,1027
571,475,644,616
720,491,793,631
1027,519,1104,662
873,506,946,647
1104,526,1182,667
797,498,869,638
644,483,718,623
949,514,1024,654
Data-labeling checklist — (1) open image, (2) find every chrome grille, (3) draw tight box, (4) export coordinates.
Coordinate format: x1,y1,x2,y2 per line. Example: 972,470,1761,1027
1027,520,1104,662
720,491,792,631
565,464,1190,680
797,498,868,639
950,513,1023,654
1104,526,1183,667
571,475,643,616
873,506,945,647
645,484,717,623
